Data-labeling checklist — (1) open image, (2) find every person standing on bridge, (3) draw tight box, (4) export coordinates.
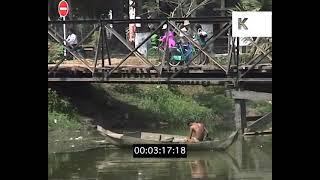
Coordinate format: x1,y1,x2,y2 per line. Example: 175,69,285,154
193,24,208,47
179,20,192,45
160,24,176,48
150,27,160,48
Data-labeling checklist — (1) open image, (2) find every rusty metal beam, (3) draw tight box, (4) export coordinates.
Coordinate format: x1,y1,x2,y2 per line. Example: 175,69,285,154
48,77,271,83
161,21,170,74
105,23,165,69
245,38,272,62
169,22,231,79
168,21,227,73
93,26,102,74
240,50,272,78
104,26,147,65
227,37,235,75
48,77,233,83
101,22,105,68
73,25,100,49
246,46,271,65
104,27,112,66
48,28,93,73
104,23,165,76
205,23,231,47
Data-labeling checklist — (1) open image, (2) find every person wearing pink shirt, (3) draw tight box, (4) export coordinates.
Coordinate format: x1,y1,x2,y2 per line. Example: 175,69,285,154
160,24,176,48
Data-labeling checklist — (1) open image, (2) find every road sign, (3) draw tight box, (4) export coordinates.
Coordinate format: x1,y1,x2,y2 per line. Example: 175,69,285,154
58,1,69,58
58,0,69,17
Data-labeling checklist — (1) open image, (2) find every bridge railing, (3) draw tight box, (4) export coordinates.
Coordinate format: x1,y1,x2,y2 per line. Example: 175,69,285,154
48,17,271,85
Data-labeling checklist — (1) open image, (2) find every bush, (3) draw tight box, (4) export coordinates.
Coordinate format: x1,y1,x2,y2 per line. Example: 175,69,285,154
87,31,100,46
48,111,81,130
248,100,272,115
204,86,226,95
113,84,139,94
194,93,234,117
113,85,216,129
48,42,64,63
48,88,76,115
48,88,80,130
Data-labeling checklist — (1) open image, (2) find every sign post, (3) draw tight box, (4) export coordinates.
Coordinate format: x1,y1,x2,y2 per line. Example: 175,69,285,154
58,0,70,58
62,16,66,57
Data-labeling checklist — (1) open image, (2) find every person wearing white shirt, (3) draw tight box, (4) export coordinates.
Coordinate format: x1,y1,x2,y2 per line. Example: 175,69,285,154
65,29,80,59
66,29,78,47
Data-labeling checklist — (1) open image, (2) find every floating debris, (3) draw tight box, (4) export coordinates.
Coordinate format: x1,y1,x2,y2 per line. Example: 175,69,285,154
75,136,83,140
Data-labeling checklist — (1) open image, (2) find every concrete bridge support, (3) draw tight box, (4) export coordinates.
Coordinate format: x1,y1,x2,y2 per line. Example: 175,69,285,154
234,99,247,134
231,90,272,135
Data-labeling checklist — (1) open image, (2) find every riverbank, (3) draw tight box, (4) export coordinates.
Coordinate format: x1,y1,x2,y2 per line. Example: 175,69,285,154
48,84,271,153
48,88,107,153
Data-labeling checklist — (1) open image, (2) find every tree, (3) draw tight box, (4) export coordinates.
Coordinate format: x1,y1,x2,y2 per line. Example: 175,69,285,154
142,0,216,18
234,0,272,11
232,0,272,62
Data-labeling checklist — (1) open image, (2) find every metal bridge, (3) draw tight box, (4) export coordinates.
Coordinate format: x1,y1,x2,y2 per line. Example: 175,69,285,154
48,17,272,134
48,17,272,92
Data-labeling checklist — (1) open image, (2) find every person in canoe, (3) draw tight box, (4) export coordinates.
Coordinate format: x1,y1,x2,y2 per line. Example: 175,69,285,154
186,121,209,143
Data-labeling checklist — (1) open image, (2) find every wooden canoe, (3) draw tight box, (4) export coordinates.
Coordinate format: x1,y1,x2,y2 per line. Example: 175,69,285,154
97,126,239,151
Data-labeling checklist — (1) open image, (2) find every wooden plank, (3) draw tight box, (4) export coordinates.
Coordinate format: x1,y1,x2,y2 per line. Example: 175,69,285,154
245,112,272,132
231,90,272,101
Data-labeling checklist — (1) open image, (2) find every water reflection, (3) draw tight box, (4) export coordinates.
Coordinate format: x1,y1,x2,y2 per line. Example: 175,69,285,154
48,135,272,180
189,160,209,179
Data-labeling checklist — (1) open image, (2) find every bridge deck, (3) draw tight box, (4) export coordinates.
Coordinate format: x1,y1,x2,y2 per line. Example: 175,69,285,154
48,61,272,84
48,63,271,74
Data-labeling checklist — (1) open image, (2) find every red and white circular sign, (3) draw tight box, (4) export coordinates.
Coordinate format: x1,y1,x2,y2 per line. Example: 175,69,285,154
58,1,69,17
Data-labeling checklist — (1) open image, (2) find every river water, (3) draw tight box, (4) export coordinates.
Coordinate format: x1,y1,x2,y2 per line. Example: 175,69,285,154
48,135,272,180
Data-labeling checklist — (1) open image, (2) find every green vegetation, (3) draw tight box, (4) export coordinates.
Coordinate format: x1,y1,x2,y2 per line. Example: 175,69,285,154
234,0,272,11
48,88,81,130
232,0,272,61
96,84,271,133
48,42,64,63
48,84,271,134
247,100,272,115
194,93,234,117
101,84,235,132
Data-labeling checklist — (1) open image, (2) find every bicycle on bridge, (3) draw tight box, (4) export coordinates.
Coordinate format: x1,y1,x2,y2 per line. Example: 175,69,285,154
146,26,208,67
147,40,208,67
